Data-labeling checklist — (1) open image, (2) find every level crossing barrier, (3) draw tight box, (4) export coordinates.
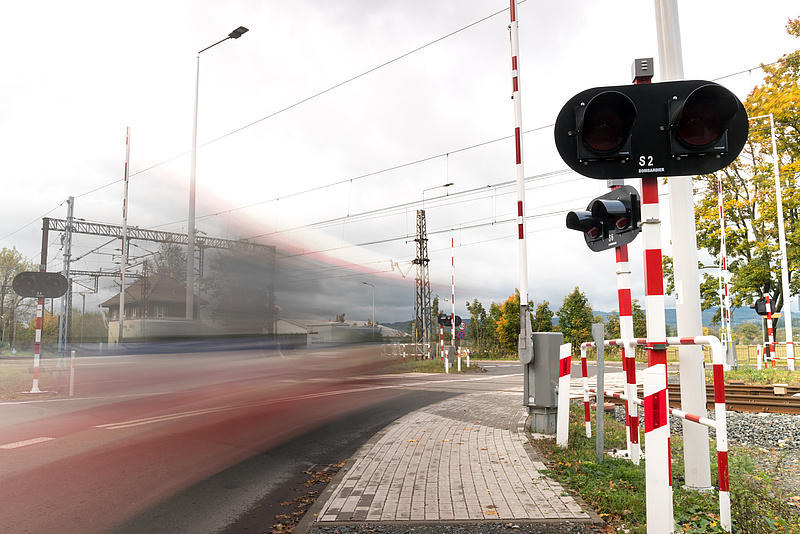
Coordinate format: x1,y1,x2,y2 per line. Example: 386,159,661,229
563,336,730,532
381,343,431,361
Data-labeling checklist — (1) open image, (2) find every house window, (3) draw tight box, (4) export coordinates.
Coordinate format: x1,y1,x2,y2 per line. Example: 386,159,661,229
154,305,167,318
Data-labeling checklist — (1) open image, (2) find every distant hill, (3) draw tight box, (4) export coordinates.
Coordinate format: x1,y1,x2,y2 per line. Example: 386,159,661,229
594,307,764,328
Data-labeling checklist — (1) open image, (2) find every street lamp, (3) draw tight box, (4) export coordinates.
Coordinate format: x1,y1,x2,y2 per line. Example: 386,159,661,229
362,282,375,341
186,26,249,321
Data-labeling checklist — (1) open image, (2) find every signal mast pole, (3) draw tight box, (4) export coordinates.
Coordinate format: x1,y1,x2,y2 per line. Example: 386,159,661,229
654,0,714,494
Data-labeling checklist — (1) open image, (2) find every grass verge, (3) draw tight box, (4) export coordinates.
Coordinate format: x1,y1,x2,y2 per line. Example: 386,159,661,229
387,357,485,374
531,404,800,533
0,356,65,401
713,366,800,386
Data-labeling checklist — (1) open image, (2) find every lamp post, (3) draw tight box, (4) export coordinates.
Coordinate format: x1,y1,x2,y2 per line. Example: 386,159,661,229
186,26,249,321
749,114,794,371
362,282,375,341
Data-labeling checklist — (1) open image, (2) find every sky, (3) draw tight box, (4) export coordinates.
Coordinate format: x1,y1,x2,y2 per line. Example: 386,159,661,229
1,1,798,325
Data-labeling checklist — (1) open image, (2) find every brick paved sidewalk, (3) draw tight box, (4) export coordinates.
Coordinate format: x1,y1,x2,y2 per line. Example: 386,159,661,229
306,390,596,528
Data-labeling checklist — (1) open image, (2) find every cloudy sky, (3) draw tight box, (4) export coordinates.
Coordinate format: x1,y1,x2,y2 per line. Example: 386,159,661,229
1,1,798,324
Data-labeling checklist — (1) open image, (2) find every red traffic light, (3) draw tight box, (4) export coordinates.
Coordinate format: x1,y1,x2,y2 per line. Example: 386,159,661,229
566,185,641,252
578,91,636,157
592,199,631,230
554,80,749,179
12,271,69,298
14,273,36,294
670,84,739,153
566,210,603,240
751,298,770,316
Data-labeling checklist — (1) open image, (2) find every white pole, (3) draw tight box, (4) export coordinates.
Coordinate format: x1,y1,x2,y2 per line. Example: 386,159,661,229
185,29,248,322
187,55,199,321
509,0,533,364
769,113,794,371
451,237,456,349
69,350,75,397
119,127,131,344
654,0,712,492
556,343,572,448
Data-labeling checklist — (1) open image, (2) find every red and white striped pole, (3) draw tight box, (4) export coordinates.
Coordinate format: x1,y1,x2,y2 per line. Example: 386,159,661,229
717,174,734,363
119,127,131,344
30,297,44,394
765,294,775,369
556,343,572,447
673,336,730,531
640,171,673,530
712,350,731,531
644,363,672,532
616,243,640,464
440,323,445,367
509,0,533,365
581,343,591,438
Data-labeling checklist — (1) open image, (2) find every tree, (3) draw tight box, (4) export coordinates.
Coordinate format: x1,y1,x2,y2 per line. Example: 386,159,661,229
14,313,59,351
69,309,108,345
492,290,536,356
604,299,647,340
495,292,521,355
736,322,761,345
532,301,554,332
557,287,594,354
466,298,498,354
0,247,35,348
688,17,800,337
147,243,187,287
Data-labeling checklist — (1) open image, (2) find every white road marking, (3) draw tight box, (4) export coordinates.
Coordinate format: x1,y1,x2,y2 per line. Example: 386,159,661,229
1,437,55,449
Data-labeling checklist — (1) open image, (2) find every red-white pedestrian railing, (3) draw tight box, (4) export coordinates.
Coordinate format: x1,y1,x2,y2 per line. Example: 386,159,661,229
561,336,730,532
381,343,431,361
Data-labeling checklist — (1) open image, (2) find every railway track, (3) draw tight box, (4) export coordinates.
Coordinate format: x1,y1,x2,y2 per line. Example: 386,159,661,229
667,383,800,415
602,383,800,415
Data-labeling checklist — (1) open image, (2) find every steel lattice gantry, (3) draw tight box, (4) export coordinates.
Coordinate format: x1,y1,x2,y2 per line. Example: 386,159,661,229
42,217,277,338
412,210,432,347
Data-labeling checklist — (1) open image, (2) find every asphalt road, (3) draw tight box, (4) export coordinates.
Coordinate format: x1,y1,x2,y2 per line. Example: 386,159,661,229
0,352,524,533
117,360,525,533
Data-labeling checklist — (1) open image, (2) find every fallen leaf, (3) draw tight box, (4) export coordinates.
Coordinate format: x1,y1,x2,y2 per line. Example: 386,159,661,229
407,439,419,442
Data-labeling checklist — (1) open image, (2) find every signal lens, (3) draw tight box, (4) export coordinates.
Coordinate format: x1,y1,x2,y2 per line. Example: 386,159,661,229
676,98,724,147
672,85,738,149
580,92,636,155
17,275,35,292
44,276,64,296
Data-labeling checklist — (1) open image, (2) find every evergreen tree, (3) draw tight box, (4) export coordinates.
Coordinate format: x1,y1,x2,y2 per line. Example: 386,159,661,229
557,287,594,355
532,300,554,332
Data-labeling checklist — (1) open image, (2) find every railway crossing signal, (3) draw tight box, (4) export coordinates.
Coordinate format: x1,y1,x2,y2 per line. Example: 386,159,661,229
554,80,749,180
751,298,769,316
566,185,641,252
437,313,462,328
12,272,69,298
